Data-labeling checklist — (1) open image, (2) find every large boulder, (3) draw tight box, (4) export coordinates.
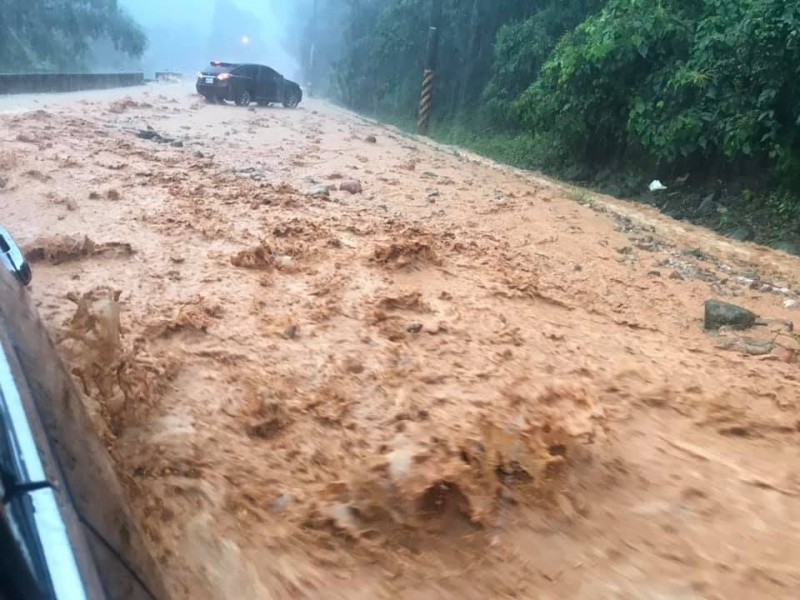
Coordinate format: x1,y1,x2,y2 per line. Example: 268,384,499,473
704,300,758,330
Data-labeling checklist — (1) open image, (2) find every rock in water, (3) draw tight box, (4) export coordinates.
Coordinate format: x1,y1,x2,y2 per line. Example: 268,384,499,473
704,300,758,330
308,184,330,198
339,180,363,194
729,226,754,242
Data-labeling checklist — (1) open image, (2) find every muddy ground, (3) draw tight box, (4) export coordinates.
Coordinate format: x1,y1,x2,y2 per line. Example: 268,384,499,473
3,84,800,599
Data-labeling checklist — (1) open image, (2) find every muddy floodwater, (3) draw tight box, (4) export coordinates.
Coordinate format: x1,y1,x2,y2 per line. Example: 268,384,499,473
3,84,800,599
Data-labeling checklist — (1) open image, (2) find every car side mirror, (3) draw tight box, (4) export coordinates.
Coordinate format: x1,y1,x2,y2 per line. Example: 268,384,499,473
0,225,32,286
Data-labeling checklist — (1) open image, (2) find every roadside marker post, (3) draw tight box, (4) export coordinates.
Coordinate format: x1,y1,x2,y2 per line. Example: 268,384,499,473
417,26,439,136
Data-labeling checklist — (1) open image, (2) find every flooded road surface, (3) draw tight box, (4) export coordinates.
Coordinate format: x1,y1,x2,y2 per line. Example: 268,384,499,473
3,85,800,599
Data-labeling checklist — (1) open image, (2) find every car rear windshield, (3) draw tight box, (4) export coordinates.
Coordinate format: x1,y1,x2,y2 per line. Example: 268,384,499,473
202,66,231,75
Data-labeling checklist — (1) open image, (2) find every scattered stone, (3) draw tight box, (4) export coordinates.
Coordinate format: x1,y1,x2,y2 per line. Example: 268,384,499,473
283,325,298,339
784,299,799,310
0,176,7,189
308,184,331,198
729,226,754,242
170,140,184,148
696,194,717,217
704,300,758,331
574,264,583,272
716,335,774,355
339,179,363,194
88,191,100,200
648,270,661,277
365,135,377,143
407,323,423,334
136,128,159,140
136,127,174,144
193,151,205,158
107,189,120,201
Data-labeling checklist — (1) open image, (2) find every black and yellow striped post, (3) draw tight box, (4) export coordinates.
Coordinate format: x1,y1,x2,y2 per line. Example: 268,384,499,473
418,67,435,135
417,26,439,136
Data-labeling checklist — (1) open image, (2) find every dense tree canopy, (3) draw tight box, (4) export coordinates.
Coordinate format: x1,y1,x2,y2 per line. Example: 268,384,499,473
0,0,145,72
307,1,800,190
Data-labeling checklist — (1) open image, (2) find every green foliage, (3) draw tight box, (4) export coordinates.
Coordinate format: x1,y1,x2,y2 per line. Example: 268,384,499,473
332,0,533,120
515,0,800,179
0,0,146,72
516,0,698,164
484,1,604,123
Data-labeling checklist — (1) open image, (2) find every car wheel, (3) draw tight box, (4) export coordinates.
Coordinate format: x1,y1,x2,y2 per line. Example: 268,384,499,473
204,95,215,103
235,90,252,107
216,95,226,104
282,89,301,108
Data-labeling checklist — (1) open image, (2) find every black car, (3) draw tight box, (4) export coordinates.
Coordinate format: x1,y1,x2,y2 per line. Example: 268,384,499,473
0,226,168,600
196,61,303,108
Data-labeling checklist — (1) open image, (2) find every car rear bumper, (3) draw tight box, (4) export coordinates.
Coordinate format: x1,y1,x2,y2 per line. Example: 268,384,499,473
196,80,230,98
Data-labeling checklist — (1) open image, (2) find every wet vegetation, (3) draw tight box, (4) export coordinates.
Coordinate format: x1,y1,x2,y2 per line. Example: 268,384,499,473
0,1,145,72
303,0,800,251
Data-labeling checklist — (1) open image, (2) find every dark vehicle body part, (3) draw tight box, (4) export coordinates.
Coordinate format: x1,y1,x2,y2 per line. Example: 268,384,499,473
196,61,303,108
0,226,168,600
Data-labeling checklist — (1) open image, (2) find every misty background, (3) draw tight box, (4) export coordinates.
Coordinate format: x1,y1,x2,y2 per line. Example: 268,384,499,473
118,0,311,79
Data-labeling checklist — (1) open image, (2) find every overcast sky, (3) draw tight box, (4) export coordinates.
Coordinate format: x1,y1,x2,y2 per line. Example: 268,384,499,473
120,0,306,77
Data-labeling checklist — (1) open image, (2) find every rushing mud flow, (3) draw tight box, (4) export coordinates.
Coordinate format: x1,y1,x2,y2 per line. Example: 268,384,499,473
3,85,800,599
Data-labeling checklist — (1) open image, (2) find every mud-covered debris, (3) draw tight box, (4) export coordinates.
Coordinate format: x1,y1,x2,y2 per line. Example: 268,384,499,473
109,97,152,114
372,240,440,270
24,169,51,182
136,127,173,144
308,184,331,198
716,335,775,355
24,235,134,265
231,245,272,270
243,392,291,440
318,381,603,539
704,300,758,331
144,298,222,338
376,292,429,312
56,289,178,433
339,180,363,194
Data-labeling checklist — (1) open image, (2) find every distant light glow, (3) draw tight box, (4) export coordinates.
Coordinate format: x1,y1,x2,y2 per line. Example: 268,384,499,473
241,35,251,46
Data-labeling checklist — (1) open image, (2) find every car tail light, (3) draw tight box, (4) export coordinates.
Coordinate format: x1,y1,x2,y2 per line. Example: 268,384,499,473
217,73,231,81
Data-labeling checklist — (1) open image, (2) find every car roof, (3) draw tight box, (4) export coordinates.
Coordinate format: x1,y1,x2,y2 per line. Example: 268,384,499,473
208,61,280,73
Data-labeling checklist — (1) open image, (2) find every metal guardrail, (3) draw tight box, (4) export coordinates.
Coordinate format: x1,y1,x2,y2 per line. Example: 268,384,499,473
154,71,183,82
0,72,144,95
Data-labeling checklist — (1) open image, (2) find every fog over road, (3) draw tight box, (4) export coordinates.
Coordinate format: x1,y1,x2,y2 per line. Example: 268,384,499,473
3,85,800,599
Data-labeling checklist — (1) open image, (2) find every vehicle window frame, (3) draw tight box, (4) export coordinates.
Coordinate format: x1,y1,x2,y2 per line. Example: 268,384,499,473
233,65,256,78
